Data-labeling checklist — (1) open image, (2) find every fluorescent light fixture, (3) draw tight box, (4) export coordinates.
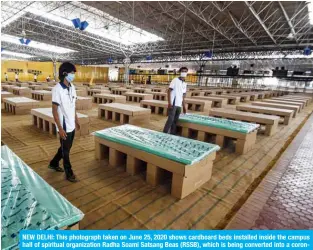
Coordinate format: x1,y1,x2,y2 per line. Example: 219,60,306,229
1,34,75,54
1,50,33,58
308,1,313,25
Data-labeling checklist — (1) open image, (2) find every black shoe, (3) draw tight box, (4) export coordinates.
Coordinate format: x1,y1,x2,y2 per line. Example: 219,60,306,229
48,165,64,172
66,173,78,183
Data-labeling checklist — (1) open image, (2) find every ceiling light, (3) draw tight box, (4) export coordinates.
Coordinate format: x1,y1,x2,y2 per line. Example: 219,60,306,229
1,50,33,58
1,34,75,53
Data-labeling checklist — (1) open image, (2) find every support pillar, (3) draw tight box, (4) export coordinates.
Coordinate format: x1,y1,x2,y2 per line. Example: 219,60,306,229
123,57,131,85
53,60,58,82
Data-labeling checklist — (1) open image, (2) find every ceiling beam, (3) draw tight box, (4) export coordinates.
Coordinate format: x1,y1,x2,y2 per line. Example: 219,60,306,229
227,11,257,46
177,1,237,45
208,1,257,46
278,1,298,43
244,1,277,45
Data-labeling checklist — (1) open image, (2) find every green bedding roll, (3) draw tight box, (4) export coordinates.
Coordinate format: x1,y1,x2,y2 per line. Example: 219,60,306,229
1,146,84,250
179,114,260,134
94,124,220,165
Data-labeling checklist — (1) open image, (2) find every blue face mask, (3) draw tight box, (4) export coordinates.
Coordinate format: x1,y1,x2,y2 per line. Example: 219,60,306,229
65,73,75,83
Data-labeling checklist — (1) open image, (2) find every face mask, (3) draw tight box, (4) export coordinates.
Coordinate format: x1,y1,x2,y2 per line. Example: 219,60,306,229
180,72,187,78
65,73,75,83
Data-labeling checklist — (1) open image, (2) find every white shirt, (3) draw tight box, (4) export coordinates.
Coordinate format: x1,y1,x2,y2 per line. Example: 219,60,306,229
169,77,187,107
34,75,37,80
15,74,18,79
52,82,77,133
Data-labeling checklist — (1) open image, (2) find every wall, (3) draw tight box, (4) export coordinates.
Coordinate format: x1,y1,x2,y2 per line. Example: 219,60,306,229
1,60,109,83
1,61,53,82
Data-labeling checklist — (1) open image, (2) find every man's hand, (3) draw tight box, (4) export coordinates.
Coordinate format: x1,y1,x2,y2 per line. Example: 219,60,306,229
75,112,80,130
75,121,81,131
183,106,187,114
58,128,67,140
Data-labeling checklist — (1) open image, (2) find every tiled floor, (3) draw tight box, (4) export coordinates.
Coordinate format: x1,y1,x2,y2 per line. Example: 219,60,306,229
227,112,313,229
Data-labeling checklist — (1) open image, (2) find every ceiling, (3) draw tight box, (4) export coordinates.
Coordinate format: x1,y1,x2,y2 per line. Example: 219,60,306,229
1,1,313,68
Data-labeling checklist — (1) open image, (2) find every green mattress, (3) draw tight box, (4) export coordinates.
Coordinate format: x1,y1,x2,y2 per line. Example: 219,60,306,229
1,146,84,250
94,125,220,165
179,114,260,134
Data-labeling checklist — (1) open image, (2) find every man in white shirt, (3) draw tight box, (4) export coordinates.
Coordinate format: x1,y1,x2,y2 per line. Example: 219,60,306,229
163,67,188,134
4,72,8,81
15,72,19,82
49,62,80,182
34,73,37,82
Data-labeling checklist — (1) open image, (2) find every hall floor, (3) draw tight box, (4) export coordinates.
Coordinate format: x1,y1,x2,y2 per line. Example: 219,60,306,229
1,100,313,229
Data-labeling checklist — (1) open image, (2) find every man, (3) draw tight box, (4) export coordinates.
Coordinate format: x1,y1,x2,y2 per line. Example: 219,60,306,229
48,62,80,182
15,72,18,82
163,67,187,134
34,73,37,82
4,72,8,82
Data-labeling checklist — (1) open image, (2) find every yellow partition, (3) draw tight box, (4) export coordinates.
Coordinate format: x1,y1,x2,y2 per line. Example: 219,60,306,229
74,65,108,83
1,60,108,83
